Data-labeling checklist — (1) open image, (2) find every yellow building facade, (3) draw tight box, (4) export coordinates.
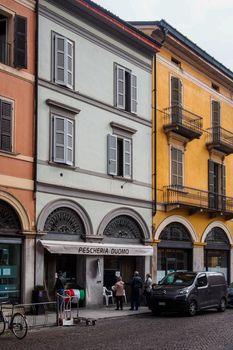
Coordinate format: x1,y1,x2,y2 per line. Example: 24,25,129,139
133,20,233,283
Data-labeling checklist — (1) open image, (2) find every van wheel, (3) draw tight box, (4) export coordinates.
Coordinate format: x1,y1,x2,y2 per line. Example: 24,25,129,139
152,308,160,316
218,298,226,312
187,300,197,316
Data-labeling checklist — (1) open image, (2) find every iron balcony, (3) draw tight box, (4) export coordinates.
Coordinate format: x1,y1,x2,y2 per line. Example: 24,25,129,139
206,126,233,155
163,105,203,141
163,185,233,220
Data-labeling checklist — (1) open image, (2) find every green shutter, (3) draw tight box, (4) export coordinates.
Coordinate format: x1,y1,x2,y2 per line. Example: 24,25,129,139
14,15,27,68
171,77,182,124
208,160,215,209
0,100,12,152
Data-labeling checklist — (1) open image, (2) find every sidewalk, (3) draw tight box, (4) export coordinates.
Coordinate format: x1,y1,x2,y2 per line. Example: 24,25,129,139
77,305,150,320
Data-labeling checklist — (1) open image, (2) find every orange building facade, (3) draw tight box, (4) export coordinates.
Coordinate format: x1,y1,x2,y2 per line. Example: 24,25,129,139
0,0,36,303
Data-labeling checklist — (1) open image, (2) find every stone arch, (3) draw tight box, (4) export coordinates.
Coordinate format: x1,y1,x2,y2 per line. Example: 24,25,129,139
0,190,31,232
97,207,150,241
154,215,197,242
37,199,93,236
201,221,232,245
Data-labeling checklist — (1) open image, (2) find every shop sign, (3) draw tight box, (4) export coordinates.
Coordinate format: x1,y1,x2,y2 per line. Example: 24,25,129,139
40,240,153,256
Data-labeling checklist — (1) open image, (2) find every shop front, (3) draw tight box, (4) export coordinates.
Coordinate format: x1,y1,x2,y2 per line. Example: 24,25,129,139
0,200,23,303
204,227,230,282
157,222,193,282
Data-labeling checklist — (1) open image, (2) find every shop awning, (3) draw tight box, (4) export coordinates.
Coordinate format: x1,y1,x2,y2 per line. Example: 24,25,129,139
40,240,153,256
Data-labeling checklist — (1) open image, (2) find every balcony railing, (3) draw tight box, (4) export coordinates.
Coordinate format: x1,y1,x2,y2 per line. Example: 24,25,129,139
163,185,233,219
206,126,233,155
0,40,11,66
163,105,203,141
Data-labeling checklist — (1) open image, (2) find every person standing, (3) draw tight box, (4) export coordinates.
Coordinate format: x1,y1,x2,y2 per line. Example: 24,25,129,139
114,276,125,310
129,271,143,311
143,273,153,305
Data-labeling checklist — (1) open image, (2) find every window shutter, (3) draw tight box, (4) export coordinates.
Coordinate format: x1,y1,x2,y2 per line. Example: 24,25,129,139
123,138,131,178
54,116,65,163
221,164,226,210
107,134,117,175
171,77,182,124
116,66,125,109
131,74,137,114
66,119,73,165
66,39,73,89
0,100,12,152
55,35,66,86
208,160,215,209
212,100,220,142
14,15,27,68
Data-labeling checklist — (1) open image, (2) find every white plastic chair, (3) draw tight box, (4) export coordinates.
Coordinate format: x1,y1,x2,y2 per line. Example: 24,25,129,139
103,287,114,306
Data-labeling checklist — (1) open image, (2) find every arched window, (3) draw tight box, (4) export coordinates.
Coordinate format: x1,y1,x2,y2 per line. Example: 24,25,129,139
0,200,21,233
160,222,191,242
103,215,142,240
205,228,230,249
44,207,85,235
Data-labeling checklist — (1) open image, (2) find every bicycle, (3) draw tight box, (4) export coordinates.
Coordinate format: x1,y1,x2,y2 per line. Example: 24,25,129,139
0,300,28,339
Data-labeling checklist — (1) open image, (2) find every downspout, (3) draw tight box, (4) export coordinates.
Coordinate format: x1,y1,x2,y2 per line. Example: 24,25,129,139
34,0,39,287
152,54,156,217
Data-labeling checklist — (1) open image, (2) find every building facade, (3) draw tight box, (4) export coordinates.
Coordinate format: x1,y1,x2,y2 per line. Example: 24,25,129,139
132,20,233,283
36,0,160,305
0,0,36,303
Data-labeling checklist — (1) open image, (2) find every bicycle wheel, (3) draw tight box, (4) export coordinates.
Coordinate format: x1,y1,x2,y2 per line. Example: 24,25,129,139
11,313,28,339
0,312,6,335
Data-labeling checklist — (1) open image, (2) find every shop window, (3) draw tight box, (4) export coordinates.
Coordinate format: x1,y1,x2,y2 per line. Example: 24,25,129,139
115,64,137,114
53,33,74,89
107,134,131,178
0,11,27,68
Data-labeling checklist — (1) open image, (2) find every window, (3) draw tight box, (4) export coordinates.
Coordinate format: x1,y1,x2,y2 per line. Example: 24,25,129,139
52,115,74,166
171,76,182,123
208,160,225,210
212,83,219,92
171,147,183,187
0,12,27,68
0,98,12,152
54,34,74,89
115,64,137,114
171,57,181,68
107,134,131,178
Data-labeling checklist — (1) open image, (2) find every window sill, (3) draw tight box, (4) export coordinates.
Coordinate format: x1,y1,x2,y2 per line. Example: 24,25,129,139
48,161,77,170
0,150,19,157
109,175,133,182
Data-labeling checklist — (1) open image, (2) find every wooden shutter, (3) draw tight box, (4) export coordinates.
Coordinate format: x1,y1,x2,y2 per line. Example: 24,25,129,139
131,74,137,114
171,77,182,124
221,164,226,210
107,134,117,175
0,100,12,152
55,35,66,86
208,160,215,209
116,66,125,109
212,100,220,142
66,119,73,165
14,15,27,68
66,39,73,89
123,138,131,178
54,116,65,163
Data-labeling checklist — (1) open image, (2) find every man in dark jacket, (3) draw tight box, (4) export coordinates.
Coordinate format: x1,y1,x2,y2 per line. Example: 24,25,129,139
129,271,143,310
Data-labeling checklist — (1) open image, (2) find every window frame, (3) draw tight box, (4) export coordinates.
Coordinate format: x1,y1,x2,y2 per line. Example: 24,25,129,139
170,146,184,187
114,63,138,114
53,32,74,90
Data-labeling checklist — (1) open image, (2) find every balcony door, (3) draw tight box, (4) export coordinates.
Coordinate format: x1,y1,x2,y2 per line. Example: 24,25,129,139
171,76,182,124
208,160,226,210
212,100,220,143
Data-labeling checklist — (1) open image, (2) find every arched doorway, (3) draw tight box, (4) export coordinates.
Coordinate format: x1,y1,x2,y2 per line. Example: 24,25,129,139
43,206,86,299
204,227,230,282
157,222,193,282
0,199,22,303
102,214,145,298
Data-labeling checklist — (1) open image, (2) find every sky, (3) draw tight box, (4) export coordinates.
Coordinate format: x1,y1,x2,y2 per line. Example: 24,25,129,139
94,0,233,72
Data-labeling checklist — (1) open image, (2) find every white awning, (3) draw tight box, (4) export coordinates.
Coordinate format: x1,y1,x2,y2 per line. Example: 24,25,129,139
40,240,153,256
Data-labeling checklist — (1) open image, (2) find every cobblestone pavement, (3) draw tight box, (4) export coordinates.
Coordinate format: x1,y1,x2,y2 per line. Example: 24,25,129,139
1,309,233,350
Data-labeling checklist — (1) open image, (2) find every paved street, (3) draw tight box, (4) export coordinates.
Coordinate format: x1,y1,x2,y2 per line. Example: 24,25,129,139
1,308,233,350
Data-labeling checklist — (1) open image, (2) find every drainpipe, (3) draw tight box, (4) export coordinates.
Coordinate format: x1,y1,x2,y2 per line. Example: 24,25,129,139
152,54,156,217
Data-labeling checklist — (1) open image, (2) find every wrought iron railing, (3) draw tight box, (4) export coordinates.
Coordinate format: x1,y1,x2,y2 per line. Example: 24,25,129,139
163,105,203,133
0,40,11,66
206,126,233,148
163,185,233,213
